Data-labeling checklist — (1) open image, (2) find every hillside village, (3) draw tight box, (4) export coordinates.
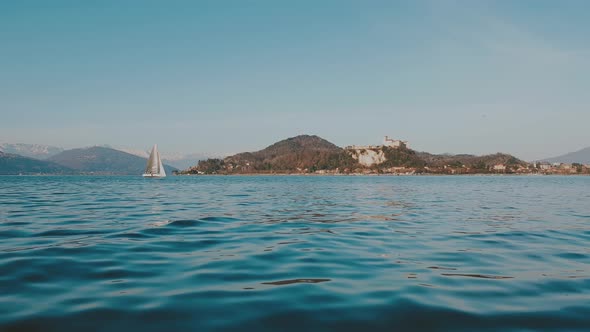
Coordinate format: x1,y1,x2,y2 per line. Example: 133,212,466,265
182,135,590,175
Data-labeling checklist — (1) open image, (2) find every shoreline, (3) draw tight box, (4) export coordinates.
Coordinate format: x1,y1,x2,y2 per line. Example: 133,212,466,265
2,173,589,177
172,172,590,177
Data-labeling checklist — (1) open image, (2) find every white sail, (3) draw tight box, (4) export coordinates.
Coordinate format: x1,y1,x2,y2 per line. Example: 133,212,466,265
157,148,166,177
143,144,166,177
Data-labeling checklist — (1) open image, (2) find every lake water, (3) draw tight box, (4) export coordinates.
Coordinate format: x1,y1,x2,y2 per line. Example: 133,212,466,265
1,175,589,331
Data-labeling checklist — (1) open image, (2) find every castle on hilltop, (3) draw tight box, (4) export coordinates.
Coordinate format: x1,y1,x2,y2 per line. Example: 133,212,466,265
345,136,408,150
383,136,408,148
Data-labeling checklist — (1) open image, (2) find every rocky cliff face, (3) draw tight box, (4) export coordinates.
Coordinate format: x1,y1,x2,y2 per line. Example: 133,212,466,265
346,145,425,168
348,148,386,167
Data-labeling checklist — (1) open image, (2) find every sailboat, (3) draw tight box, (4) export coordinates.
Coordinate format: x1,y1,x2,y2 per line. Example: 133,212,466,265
143,144,166,178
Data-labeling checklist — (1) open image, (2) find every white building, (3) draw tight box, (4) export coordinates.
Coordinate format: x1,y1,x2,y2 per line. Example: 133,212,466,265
344,136,409,153
383,136,407,148
493,164,506,172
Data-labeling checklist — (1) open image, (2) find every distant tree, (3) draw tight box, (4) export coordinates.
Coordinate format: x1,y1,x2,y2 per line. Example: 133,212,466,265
380,146,426,168
195,158,224,174
450,160,463,168
506,156,519,165
473,161,487,170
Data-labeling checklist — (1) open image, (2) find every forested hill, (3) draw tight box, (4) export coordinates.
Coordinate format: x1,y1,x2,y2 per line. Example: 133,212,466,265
185,135,528,174
196,135,356,173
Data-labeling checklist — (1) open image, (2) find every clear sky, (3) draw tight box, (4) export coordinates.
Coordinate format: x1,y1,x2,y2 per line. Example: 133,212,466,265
1,0,589,160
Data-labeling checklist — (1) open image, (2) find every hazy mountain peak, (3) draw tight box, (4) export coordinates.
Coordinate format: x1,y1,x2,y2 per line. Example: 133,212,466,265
0,143,64,160
543,147,590,164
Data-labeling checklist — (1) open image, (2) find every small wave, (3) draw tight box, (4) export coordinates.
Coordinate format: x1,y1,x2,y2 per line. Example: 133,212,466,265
36,229,109,237
427,266,457,271
200,216,241,223
262,278,331,286
167,219,202,227
441,273,513,279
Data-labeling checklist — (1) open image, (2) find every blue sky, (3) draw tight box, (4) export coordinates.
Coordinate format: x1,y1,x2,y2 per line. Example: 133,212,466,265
1,0,589,160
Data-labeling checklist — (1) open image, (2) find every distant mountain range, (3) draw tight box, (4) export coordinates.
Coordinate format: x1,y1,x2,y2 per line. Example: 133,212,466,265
114,147,211,170
47,146,177,175
161,153,215,170
0,151,74,175
0,142,212,172
0,146,178,175
543,147,590,164
0,143,64,159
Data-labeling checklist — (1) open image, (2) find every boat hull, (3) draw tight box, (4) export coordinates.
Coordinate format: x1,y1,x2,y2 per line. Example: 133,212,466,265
142,173,165,178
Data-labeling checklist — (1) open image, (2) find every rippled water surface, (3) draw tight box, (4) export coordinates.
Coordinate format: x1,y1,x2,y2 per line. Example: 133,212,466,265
1,175,589,331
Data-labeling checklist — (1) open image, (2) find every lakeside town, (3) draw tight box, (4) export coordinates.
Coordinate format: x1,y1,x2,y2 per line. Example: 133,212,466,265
304,161,590,176
187,159,590,176
182,135,590,176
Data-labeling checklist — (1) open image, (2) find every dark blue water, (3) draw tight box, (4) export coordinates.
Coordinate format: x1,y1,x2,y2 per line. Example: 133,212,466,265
1,175,589,331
